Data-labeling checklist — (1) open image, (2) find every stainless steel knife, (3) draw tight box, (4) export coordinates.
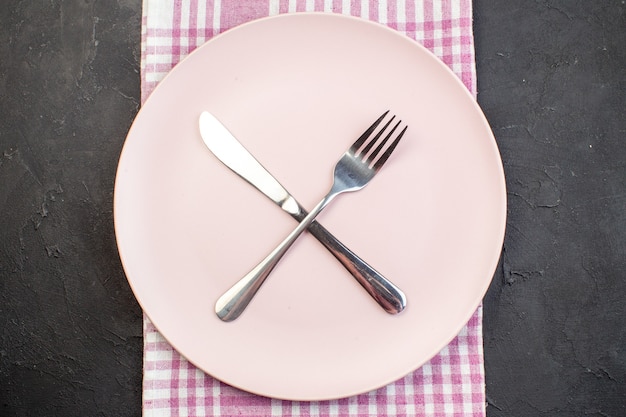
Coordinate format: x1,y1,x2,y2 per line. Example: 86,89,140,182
198,111,406,314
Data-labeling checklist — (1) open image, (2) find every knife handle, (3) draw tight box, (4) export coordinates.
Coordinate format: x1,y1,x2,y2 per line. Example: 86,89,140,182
305,218,406,314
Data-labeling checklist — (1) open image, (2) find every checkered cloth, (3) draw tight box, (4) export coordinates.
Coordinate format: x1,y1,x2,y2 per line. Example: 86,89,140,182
141,1,485,416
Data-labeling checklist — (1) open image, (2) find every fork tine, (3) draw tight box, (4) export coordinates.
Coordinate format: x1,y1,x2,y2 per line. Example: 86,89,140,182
372,125,407,171
359,116,396,158
349,111,389,153
365,119,401,165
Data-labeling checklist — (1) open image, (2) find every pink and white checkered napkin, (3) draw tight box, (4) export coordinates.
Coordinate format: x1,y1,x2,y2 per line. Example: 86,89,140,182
141,1,484,416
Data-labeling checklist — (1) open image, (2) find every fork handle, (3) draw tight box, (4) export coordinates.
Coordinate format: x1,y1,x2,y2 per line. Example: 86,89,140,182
215,194,337,321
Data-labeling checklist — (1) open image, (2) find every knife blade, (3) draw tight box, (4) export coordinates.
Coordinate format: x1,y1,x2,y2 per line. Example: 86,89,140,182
198,111,406,314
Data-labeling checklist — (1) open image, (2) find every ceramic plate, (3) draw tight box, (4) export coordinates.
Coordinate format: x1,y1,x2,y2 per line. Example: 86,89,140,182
114,13,506,400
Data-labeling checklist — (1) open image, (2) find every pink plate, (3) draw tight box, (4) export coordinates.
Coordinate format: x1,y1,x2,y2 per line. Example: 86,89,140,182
114,13,506,400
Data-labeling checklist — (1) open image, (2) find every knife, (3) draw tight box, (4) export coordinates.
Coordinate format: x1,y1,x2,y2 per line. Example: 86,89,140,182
198,111,406,314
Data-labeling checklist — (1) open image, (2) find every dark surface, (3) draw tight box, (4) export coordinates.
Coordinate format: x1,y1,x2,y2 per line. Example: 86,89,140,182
0,1,624,416
474,1,626,415
0,1,143,415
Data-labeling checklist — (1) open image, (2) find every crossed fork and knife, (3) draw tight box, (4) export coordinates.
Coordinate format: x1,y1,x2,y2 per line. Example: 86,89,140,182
199,111,408,321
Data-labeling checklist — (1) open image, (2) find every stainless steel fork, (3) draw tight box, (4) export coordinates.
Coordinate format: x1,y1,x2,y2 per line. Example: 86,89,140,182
216,112,407,321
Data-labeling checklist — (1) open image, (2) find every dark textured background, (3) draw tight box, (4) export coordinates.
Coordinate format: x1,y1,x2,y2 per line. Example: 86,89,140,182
1,1,624,416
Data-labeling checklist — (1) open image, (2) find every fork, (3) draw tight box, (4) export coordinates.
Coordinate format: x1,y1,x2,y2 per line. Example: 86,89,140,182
216,111,407,321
